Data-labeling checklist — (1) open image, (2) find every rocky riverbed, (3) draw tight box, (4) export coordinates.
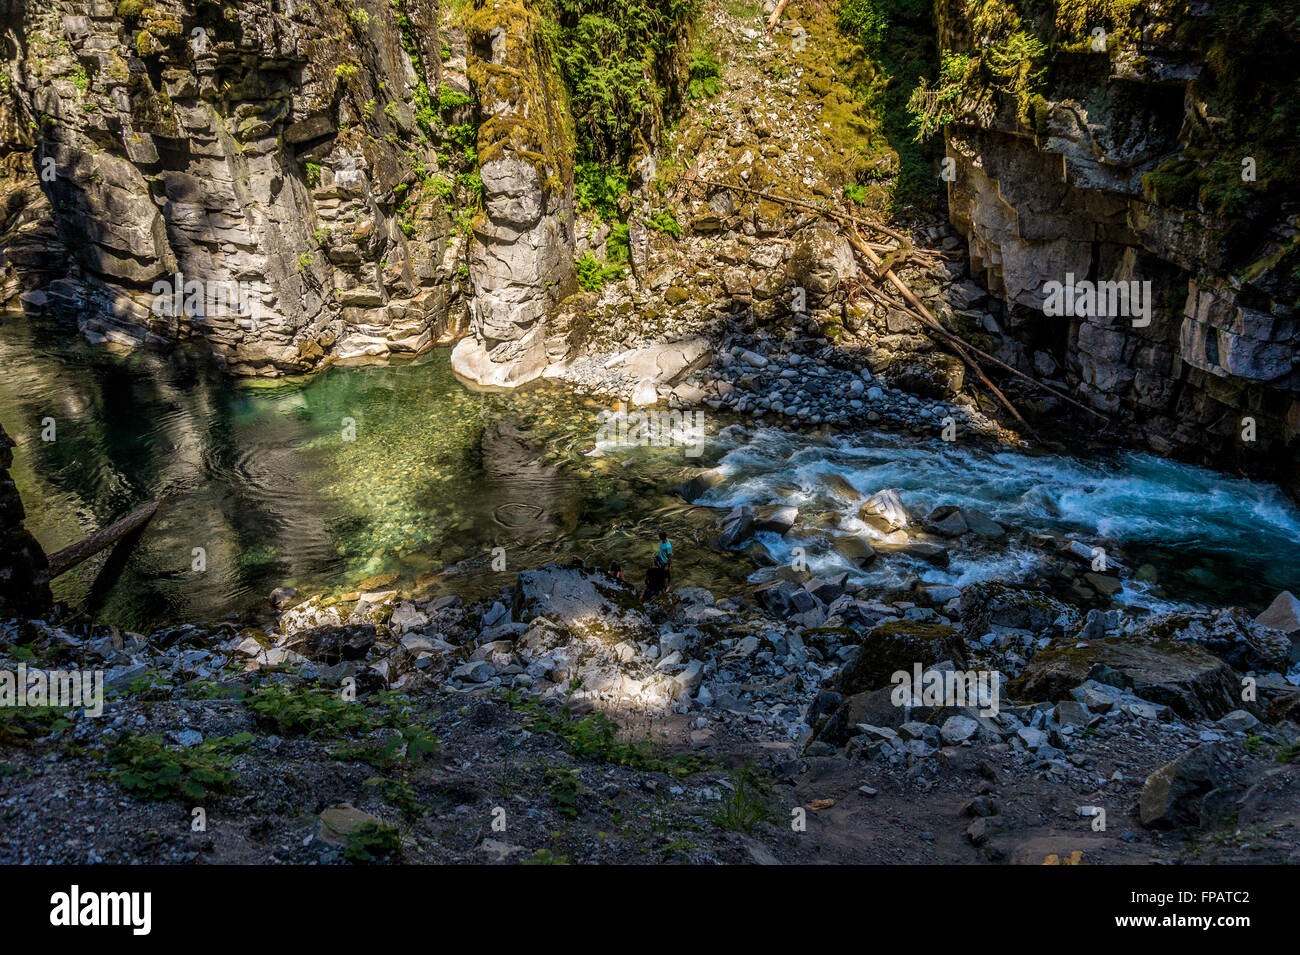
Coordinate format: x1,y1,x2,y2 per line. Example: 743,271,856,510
3,511,1298,863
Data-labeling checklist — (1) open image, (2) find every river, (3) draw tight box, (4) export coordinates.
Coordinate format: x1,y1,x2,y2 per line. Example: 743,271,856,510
2,313,1297,631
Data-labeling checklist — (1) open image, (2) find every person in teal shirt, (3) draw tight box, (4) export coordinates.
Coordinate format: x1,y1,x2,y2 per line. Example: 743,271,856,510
657,531,672,567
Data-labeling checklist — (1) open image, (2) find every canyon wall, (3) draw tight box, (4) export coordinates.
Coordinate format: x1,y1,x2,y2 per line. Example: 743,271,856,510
0,0,480,375
450,0,577,388
936,0,1299,491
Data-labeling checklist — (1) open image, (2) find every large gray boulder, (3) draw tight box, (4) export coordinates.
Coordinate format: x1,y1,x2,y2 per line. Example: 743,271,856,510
1009,638,1243,720
511,565,650,642
1140,743,1232,829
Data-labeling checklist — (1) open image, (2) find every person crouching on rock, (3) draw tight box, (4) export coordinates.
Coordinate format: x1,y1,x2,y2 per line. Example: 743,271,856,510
605,560,623,583
642,555,670,602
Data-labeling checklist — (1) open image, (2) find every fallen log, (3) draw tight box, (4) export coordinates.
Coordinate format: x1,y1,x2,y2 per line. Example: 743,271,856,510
47,500,160,580
764,0,791,34
681,175,918,246
681,173,1108,427
847,222,1107,424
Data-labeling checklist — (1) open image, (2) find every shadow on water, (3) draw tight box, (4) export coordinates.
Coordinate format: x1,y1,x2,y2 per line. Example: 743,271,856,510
3,311,1295,630
0,313,725,630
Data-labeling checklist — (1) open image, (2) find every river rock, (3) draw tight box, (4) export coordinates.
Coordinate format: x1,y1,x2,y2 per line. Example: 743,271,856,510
1139,743,1232,829
678,468,726,501
924,505,969,537
859,489,910,529
753,505,798,535
280,625,377,665
820,473,863,502
718,506,756,548
1128,608,1293,673
836,620,967,695
832,536,877,567
1009,638,1243,720
511,565,650,641
961,583,1081,641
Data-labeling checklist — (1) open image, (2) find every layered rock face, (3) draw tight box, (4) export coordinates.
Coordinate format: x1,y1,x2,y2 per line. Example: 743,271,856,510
450,0,576,388
937,1,1299,490
0,0,472,374
0,423,51,619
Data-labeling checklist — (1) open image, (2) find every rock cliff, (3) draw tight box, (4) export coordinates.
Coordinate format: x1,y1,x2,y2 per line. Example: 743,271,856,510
935,0,1299,489
0,0,476,374
450,0,577,388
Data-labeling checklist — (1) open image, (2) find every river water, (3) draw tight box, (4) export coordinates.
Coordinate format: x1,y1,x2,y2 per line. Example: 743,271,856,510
2,313,1297,631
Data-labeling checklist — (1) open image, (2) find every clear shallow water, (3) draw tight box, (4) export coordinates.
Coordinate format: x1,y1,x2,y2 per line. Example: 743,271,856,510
697,427,1300,609
0,315,713,630
3,313,1297,630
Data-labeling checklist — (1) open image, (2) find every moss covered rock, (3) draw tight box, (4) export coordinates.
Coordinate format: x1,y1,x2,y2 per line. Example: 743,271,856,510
837,619,967,695
1009,637,1242,720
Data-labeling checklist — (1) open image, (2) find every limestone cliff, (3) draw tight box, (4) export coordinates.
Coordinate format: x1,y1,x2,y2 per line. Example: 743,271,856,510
934,0,1299,490
0,0,474,374
449,0,577,388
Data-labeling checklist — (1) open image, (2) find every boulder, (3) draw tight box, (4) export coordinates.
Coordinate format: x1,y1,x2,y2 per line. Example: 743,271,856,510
961,583,1081,641
1128,608,1293,673
888,353,966,400
832,536,877,567
785,226,854,302
678,468,725,501
718,506,755,549
281,625,377,665
753,504,798,535
1256,590,1300,636
511,565,650,641
816,686,911,744
924,505,969,537
963,509,1006,539
1140,743,1232,829
757,579,820,619
859,488,910,529
837,620,967,695
819,472,862,502
1009,638,1243,720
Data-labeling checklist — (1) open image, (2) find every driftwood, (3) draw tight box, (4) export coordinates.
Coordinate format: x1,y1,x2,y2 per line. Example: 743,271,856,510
764,0,791,34
843,226,1037,436
680,174,1110,428
47,500,159,579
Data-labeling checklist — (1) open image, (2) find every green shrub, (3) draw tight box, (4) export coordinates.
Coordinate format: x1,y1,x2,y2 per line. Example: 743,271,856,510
575,251,623,291
107,733,251,803
332,725,440,769
713,761,772,832
343,821,402,862
513,698,709,776
0,707,73,747
547,0,701,164
687,48,722,101
647,209,682,238
245,683,374,737
574,161,628,219
605,222,630,263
